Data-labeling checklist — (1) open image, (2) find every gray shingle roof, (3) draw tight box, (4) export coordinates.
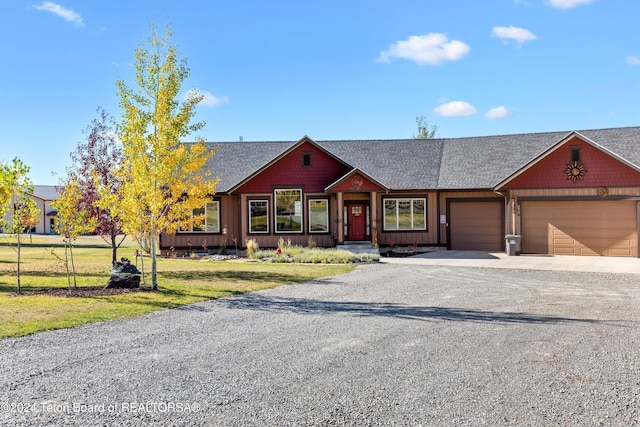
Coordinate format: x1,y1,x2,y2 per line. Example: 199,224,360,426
205,126,640,193
578,127,640,168
437,131,570,189
205,141,293,192
317,139,444,190
31,185,60,201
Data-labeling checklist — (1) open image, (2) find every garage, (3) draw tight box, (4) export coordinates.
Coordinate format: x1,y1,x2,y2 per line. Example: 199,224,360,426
448,200,504,251
520,200,638,257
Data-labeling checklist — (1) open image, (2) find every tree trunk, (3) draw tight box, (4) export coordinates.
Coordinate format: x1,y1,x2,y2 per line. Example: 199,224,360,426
111,233,117,264
151,235,158,290
70,242,77,289
16,233,21,294
64,240,71,291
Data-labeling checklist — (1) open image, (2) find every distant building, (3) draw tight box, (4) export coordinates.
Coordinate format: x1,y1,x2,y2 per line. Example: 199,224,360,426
2,185,61,234
31,185,60,234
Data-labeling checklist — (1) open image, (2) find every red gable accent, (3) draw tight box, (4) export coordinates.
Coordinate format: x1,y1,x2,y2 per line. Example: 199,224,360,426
329,172,385,192
502,136,640,189
234,141,351,193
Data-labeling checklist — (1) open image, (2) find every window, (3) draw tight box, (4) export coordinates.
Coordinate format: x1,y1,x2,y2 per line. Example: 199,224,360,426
302,152,312,167
275,189,302,233
571,146,581,162
383,198,426,231
249,200,269,233
204,201,220,232
181,201,220,233
309,199,329,233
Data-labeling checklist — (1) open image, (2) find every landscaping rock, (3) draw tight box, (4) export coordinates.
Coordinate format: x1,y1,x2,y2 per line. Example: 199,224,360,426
109,257,142,275
105,274,140,289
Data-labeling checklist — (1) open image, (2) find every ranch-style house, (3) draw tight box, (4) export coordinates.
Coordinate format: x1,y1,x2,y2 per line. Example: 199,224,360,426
160,126,640,258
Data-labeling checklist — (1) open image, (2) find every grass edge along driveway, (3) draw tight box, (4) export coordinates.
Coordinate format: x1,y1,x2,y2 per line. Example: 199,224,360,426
0,235,355,339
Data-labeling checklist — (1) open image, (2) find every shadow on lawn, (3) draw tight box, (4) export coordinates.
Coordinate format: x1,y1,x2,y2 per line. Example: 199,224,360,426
0,242,108,250
0,272,109,292
221,294,602,325
159,269,307,284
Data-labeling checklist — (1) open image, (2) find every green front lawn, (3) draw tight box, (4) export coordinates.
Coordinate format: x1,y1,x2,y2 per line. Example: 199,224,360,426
0,235,355,339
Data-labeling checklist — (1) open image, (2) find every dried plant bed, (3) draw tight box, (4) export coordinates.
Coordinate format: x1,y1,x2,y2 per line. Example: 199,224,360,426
10,285,152,297
252,247,380,264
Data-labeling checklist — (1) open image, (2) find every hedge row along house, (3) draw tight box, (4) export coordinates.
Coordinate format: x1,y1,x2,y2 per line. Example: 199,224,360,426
160,126,640,258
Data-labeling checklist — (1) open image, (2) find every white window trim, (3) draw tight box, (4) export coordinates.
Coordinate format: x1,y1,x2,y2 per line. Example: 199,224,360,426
383,198,427,231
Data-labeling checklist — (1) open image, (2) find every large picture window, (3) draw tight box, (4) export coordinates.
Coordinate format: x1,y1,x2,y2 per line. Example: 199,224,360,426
308,199,329,233
180,201,220,233
383,198,426,231
249,200,269,233
275,189,303,233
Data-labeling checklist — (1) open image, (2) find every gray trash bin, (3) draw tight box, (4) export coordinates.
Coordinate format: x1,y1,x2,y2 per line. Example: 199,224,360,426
505,234,521,256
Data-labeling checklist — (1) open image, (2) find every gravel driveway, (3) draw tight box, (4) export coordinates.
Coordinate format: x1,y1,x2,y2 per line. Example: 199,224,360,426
1,263,639,426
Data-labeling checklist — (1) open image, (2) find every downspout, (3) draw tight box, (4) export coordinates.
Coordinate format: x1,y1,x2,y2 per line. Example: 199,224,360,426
436,189,441,246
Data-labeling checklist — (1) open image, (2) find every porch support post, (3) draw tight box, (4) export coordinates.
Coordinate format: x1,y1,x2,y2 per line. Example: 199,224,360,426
337,192,344,243
240,194,247,247
370,191,378,243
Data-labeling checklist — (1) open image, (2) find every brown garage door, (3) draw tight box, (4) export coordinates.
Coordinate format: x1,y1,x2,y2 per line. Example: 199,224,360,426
448,200,504,251
521,201,638,257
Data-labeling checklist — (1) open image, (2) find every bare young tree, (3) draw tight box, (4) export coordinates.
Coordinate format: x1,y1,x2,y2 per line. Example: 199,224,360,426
412,115,439,139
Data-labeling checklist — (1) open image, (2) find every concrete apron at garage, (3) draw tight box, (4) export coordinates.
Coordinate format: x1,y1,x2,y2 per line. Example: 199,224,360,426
381,250,640,275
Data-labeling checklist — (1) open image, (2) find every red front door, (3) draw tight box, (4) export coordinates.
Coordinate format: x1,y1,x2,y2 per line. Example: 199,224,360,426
348,203,367,240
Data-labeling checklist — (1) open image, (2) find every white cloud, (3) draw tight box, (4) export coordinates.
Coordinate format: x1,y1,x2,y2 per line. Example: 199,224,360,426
545,0,596,9
627,56,640,65
184,89,229,107
492,26,537,43
434,101,477,117
33,2,84,27
485,106,510,119
376,33,470,66
200,92,229,107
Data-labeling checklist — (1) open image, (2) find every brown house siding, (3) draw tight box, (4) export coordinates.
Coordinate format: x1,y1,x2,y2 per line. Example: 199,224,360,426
236,193,337,250
160,194,239,254
376,191,438,247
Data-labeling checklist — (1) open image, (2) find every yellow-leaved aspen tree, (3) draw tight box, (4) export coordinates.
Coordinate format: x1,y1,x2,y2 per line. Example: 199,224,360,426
98,24,217,290
52,177,97,290
0,158,40,294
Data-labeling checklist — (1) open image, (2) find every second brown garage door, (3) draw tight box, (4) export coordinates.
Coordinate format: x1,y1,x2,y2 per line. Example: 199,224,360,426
448,200,504,251
521,200,638,257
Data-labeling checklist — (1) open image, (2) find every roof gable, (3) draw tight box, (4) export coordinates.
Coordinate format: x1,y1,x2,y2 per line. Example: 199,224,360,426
496,132,640,189
325,169,388,193
231,136,353,193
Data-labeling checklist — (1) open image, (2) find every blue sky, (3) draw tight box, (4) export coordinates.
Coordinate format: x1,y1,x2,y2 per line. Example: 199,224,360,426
1,0,639,185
